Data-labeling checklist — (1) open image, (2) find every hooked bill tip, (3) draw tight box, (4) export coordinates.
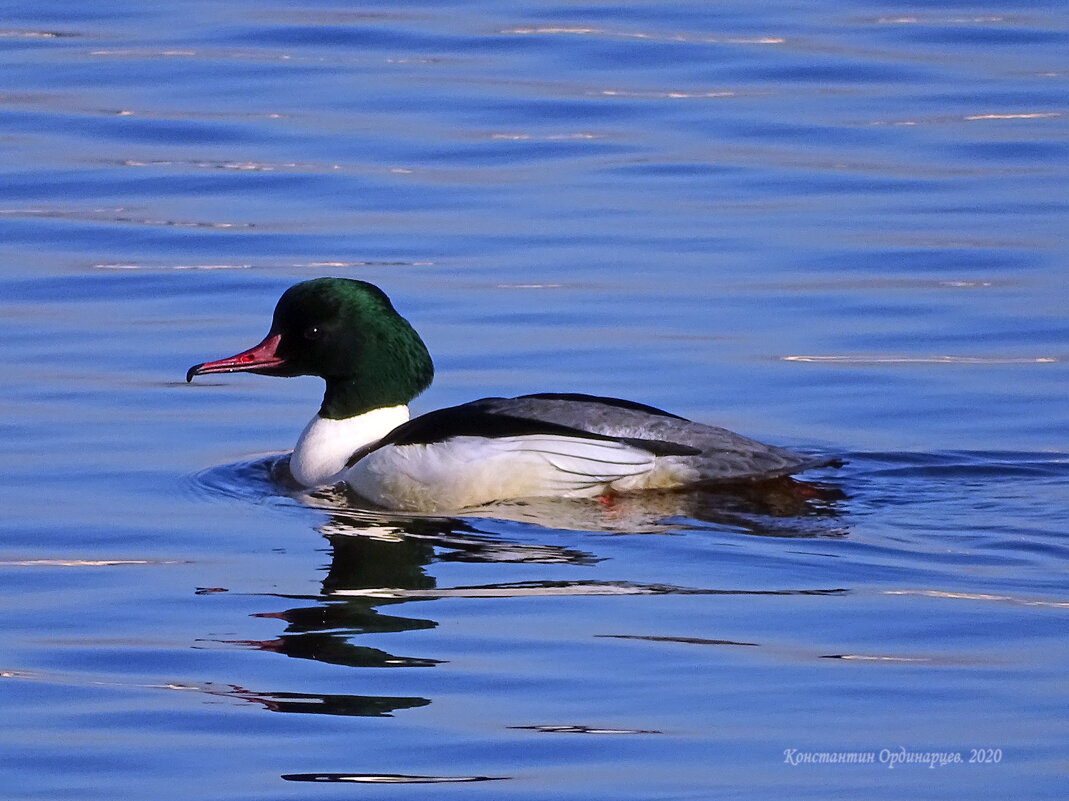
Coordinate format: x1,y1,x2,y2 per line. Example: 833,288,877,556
186,364,203,383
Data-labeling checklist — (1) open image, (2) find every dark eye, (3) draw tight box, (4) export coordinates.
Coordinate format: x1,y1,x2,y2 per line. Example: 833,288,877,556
304,325,321,340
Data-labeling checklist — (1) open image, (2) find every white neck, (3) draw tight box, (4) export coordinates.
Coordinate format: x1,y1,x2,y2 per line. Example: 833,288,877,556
289,404,409,487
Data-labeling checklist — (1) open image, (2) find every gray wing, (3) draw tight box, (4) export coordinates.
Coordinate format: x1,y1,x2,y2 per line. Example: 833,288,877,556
478,393,837,483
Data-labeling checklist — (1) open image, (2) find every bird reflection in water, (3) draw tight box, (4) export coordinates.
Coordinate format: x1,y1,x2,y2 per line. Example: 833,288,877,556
194,455,846,717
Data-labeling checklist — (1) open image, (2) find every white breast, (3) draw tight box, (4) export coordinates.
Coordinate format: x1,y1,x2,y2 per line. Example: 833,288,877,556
289,405,409,487
343,434,700,511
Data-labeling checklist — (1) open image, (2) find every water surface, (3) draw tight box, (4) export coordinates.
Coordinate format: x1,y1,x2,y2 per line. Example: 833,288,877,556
1,1,1067,799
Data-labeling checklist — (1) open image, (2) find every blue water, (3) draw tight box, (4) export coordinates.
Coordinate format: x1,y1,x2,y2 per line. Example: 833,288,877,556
1,1,1067,798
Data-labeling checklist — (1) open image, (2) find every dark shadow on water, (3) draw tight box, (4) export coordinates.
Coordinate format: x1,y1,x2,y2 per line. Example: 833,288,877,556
282,773,509,784
203,683,430,717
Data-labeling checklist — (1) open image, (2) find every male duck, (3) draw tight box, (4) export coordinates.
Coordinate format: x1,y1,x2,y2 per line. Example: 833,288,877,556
188,278,835,512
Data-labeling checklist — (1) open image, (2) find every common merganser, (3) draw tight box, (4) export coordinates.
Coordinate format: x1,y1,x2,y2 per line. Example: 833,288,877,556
187,278,836,512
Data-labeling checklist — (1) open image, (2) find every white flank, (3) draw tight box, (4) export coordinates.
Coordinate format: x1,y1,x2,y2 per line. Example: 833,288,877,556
345,434,699,511
290,405,409,487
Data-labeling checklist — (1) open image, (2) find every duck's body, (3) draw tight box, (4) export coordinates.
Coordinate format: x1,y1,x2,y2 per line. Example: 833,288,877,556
188,279,835,512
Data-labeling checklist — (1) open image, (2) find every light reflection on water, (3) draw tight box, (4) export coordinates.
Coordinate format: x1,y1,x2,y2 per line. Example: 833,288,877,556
1,1,1067,799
